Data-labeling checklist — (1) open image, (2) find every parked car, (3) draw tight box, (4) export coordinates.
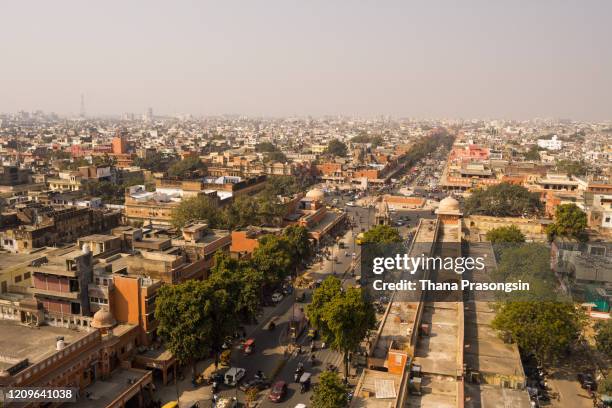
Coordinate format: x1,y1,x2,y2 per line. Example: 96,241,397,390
271,292,284,303
224,367,246,386
239,376,271,392
268,381,287,402
216,397,238,408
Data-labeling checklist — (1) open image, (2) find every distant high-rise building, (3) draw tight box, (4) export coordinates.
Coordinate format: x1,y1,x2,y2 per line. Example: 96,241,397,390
143,107,153,122
79,94,86,118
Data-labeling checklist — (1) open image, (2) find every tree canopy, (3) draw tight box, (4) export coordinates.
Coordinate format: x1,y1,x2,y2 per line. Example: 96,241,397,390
555,159,589,177
266,150,287,163
546,203,588,242
524,145,541,161
283,224,313,263
594,319,612,356
492,301,585,365
311,370,348,408
255,142,278,153
492,243,561,301
252,234,294,285
361,224,402,244
307,276,376,379
464,183,543,217
167,156,206,178
326,139,348,157
600,371,612,396
134,152,176,173
486,225,526,244
155,280,237,374
171,195,223,229
350,134,384,147
208,252,264,322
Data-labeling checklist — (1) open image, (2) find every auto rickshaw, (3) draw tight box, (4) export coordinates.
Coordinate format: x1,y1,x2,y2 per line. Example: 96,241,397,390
243,338,255,355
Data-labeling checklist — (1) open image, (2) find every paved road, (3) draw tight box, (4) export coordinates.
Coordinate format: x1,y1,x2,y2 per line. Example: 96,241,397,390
207,205,375,407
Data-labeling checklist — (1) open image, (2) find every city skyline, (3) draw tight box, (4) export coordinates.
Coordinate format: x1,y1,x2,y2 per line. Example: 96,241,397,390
1,1,611,120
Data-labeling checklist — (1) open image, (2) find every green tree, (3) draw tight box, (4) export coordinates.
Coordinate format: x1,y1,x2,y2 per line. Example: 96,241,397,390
555,159,589,177
209,252,264,322
171,195,221,229
464,183,543,217
255,142,278,153
311,370,348,408
350,134,384,147
307,276,376,379
263,175,314,197
167,156,206,178
361,224,402,244
283,225,312,264
524,145,541,161
93,153,116,167
155,280,237,376
486,225,526,244
600,371,612,396
134,152,176,172
546,203,588,242
255,191,285,226
224,195,261,229
594,319,612,356
266,150,287,163
326,139,348,157
252,234,293,285
492,301,585,365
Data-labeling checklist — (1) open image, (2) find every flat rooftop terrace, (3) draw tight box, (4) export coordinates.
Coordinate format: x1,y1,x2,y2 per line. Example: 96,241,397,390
413,303,460,377
372,300,417,360
0,248,53,270
352,369,403,408
74,368,152,408
464,384,531,408
0,319,85,370
463,303,524,378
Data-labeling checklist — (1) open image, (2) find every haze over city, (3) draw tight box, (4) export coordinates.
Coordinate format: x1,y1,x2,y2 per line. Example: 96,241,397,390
1,0,611,120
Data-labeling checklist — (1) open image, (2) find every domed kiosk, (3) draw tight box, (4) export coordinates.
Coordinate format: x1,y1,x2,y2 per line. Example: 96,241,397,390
305,188,325,202
435,195,463,229
91,308,117,333
437,196,460,214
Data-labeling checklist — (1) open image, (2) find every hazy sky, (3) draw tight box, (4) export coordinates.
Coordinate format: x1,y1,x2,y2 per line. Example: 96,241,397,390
1,1,611,120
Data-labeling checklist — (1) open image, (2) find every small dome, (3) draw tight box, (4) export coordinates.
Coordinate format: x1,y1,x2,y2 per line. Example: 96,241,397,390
91,308,116,329
305,188,325,201
438,196,460,212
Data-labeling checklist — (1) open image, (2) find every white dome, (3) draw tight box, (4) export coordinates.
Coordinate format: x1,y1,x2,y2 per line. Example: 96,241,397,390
438,196,460,212
305,188,325,201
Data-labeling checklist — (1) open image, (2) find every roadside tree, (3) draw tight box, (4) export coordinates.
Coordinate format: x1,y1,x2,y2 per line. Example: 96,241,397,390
311,370,348,408
307,276,376,379
492,301,586,365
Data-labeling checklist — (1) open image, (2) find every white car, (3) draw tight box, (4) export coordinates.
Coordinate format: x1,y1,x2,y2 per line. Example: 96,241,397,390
346,201,355,207
224,367,246,386
271,292,284,303
217,398,238,408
